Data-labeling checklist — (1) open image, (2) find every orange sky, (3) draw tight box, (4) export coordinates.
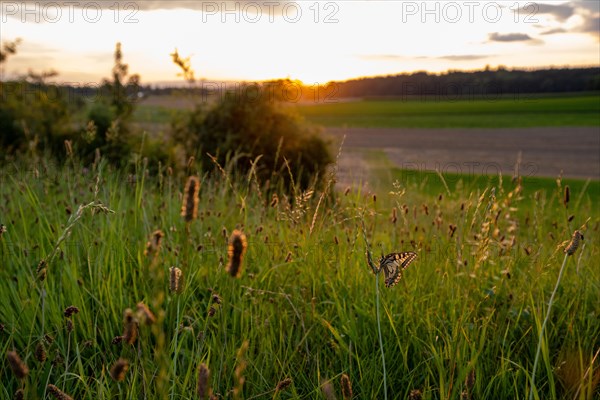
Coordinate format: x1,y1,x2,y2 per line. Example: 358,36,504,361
1,1,599,84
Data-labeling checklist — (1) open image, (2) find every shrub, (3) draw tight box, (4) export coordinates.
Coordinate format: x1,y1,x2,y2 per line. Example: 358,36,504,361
0,81,74,155
171,84,332,190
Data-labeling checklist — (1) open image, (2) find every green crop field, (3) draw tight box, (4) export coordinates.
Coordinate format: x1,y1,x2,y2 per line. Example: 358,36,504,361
1,156,598,399
294,93,600,128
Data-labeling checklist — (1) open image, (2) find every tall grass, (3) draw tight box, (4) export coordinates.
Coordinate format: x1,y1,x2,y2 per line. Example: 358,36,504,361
0,155,598,399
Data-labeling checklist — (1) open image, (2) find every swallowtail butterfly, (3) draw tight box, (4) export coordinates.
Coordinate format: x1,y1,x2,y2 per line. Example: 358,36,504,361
378,252,417,288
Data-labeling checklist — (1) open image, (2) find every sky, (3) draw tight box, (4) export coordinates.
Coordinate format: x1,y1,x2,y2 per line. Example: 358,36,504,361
1,1,599,85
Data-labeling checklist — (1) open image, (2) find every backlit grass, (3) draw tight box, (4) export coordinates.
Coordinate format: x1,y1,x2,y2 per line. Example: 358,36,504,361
0,156,598,399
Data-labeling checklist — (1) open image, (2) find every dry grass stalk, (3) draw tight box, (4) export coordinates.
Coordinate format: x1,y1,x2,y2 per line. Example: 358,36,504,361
340,373,352,399
47,384,73,400
226,230,248,278
197,363,210,399
181,176,200,222
110,358,130,382
6,350,28,379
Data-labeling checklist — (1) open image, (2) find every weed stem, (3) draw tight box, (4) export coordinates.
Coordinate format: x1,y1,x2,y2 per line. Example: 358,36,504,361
376,272,388,400
529,253,569,400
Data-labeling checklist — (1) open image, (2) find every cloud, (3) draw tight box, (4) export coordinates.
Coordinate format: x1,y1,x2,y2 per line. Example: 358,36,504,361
516,3,575,21
575,2,600,15
488,32,534,42
437,55,493,61
540,28,567,35
578,15,600,33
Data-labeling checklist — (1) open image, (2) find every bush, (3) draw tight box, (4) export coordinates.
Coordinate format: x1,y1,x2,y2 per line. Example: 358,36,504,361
0,81,75,154
171,84,332,190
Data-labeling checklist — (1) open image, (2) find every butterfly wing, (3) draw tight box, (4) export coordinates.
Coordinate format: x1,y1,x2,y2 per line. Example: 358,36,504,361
379,252,417,288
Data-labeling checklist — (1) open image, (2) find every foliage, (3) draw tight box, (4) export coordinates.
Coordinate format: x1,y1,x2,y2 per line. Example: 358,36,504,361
331,67,600,98
81,43,141,165
171,83,333,190
0,81,74,154
0,157,598,399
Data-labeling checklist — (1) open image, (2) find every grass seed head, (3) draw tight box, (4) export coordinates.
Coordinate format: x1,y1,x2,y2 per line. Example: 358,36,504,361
144,229,164,257
64,140,73,157
226,230,248,278
169,266,183,293
408,389,423,400
35,341,47,363
14,389,24,400
112,335,124,345
276,377,292,392
110,358,130,382
64,305,80,318
320,379,337,400
285,251,293,263
6,350,29,379
47,384,73,400
465,369,476,392
37,267,47,282
123,309,138,345
340,373,352,400
565,230,583,256
197,363,210,399
181,176,200,222
136,302,156,325
208,306,216,317
563,185,570,207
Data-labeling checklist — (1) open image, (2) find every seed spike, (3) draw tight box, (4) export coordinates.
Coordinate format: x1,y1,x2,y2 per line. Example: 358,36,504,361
181,176,200,222
226,230,248,278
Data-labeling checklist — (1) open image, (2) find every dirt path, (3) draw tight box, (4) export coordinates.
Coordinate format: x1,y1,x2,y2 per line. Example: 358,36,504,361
327,127,600,185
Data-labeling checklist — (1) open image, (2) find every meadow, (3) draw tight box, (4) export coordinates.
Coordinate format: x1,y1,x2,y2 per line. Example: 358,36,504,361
1,149,598,399
295,93,600,129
